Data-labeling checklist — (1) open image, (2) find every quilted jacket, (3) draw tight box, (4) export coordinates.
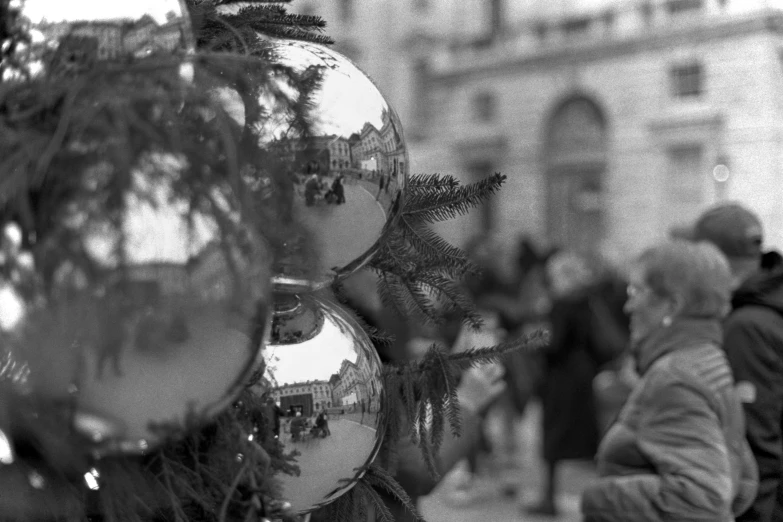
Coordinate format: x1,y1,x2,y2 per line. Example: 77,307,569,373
581,318,758,522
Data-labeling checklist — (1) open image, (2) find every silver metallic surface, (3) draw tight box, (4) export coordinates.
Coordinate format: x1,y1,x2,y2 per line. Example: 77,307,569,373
218,40,408,290
0,158,272,457
254,293,384,514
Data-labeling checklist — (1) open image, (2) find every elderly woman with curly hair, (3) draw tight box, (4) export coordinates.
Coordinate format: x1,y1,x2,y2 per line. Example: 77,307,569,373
581,240,758,522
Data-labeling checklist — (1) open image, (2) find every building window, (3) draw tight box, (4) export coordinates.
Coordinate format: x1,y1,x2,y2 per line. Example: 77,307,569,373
667,145,705,224
666,0,703,15
490,0,503,34
670,63,703,98
473,92,496,122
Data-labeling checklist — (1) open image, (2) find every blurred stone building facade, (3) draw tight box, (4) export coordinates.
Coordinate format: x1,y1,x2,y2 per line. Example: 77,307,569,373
293,0,783,256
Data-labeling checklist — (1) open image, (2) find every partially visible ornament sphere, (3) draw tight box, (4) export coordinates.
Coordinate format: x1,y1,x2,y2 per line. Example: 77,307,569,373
0,157,272,456
253,293,384,514
217,40,408,291
5,0,194,80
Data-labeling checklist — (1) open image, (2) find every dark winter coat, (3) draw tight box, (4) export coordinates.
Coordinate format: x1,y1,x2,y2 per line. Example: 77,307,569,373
726,266,783,522
582,319,758,522
540,291,601,463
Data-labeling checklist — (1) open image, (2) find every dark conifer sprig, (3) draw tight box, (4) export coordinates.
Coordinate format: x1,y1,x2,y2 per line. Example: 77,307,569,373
404,172,505,223
312,465,424,522
374,329,549,482
369,173,506,329
188,0,333,47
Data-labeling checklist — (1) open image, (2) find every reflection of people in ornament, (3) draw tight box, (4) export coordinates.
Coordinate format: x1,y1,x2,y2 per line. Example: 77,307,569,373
305,174,320,206
290,411,306,442
264,396,284,439
375,172,385,201
329,175,345,205
314,409,330,437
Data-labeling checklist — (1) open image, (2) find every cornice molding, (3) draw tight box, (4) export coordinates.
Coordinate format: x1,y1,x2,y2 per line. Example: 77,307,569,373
432,11,783,84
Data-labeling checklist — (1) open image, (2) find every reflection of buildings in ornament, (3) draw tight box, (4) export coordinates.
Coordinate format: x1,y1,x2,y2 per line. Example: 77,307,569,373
120,15,184,57
270,135,353,176
40,14,185,63
351,111,404,179
271,380,333,417
69,22,123,61
331,358,378,411
353,123,383,175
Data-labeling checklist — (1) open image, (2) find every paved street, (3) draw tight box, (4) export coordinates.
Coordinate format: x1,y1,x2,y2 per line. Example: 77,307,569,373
419,401,597,522
279,417,379,513
294,182,386,271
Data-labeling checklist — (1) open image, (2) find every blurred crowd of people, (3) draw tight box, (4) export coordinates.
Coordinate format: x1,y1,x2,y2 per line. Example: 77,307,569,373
340,201,783,522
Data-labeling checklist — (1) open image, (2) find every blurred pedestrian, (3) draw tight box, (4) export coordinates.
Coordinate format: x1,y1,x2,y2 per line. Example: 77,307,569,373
581,240,758,521
692,203,783,522
526,251,602,517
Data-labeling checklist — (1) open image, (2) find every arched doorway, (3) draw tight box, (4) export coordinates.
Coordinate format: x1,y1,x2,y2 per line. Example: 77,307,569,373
544,97,607,253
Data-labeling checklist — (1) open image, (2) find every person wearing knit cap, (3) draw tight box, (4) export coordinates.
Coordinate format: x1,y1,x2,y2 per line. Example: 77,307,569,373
693,202,783,522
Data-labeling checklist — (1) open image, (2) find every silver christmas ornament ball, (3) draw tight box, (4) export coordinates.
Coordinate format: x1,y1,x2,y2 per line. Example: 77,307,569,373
215,40,409,291
0,157,273,457
253,293,385,515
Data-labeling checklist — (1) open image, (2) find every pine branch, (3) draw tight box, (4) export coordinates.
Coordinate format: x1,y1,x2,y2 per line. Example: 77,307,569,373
363,465,424,521
354,481,396,522
398,219,479,277
398,276,440,325
403,173,506,224
428,382,445,455
411,272,482,328
448,329,550,369
407,173,460,190
400,364,419,442
431,346,462,438
375,271,431,328
417,398,440,481
331,278,395,347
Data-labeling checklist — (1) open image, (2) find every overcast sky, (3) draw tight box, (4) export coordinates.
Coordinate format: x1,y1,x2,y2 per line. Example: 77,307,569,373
276,40,388,138
263,317,358,387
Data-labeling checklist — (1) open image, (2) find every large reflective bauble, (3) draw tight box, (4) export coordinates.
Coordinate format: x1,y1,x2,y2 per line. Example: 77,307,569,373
0,157,272,456
253,293,384,514
3,0,194,80
217,40,408,291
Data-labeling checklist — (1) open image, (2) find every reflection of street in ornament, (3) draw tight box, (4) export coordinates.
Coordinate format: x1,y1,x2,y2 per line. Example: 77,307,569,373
253,293,384,514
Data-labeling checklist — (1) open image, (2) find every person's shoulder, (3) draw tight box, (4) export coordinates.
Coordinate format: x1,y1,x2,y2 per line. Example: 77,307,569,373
645,346,727,391
726,305,783,340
